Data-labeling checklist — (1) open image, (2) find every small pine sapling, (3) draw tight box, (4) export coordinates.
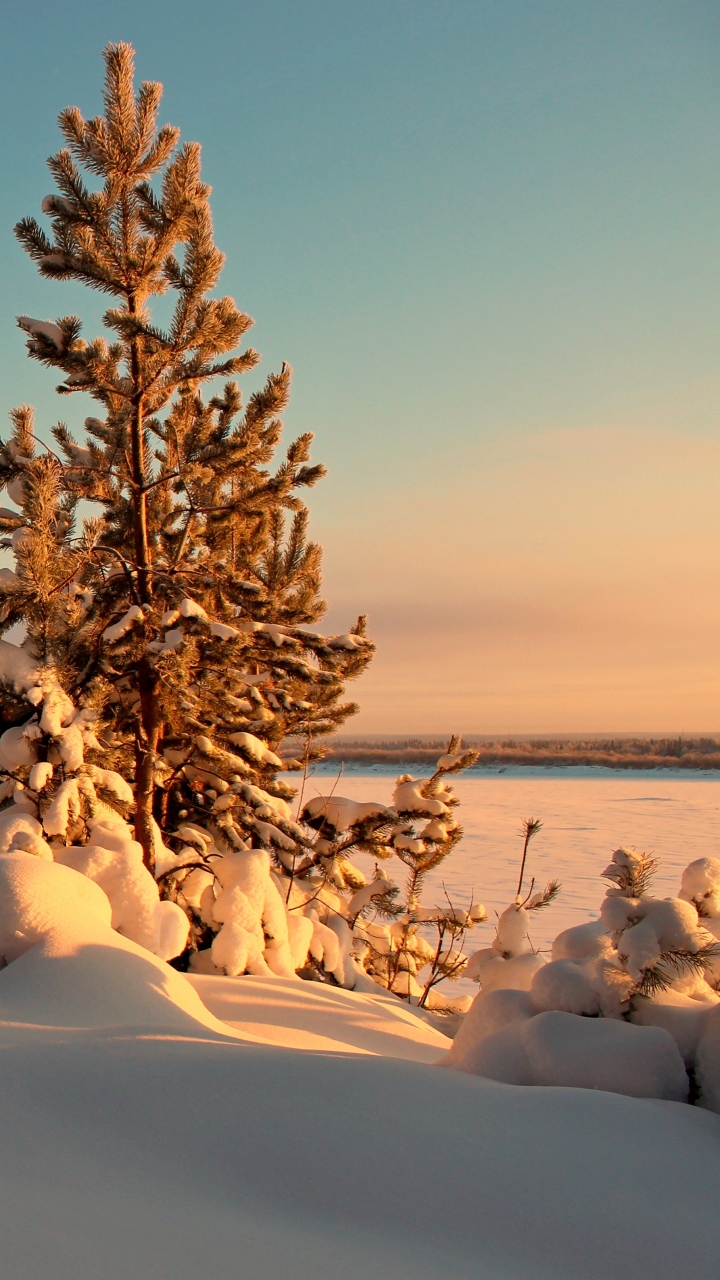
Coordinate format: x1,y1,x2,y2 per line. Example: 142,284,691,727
463,812,560,988
299,738,488,1006
600,848,720,1003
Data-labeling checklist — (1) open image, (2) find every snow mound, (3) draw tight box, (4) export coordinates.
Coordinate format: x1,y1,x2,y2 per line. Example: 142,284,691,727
0,852,241,1037
443,986,535,1067
0,850,111,962
444,1007,688,1100
187,972,451,1061
530,958,601,1015
632,992,718,1067
0,852,716,1277
54,819,189,960
694,1006,720,1110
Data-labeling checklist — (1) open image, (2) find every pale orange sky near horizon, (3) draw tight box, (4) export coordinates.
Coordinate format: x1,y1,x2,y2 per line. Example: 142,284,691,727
318,403,720,735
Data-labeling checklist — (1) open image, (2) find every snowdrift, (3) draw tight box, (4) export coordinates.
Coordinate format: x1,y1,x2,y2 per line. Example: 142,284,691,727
0,854,719,1278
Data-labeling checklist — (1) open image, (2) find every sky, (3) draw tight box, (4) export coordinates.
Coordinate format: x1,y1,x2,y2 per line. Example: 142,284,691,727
1,0,719,734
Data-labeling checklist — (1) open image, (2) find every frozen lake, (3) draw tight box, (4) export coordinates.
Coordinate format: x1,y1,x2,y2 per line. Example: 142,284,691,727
292,767,720,992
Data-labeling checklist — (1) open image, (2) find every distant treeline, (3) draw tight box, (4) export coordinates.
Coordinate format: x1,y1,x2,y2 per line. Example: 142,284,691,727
318,737,720,770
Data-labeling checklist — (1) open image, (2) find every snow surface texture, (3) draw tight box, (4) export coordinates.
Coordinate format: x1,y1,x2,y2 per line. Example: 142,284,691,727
186,973,449,1059
0,854,718,1278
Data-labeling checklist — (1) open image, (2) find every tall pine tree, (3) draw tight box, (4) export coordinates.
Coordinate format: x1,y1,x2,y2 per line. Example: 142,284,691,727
1,44,482,1000
9,43,372,878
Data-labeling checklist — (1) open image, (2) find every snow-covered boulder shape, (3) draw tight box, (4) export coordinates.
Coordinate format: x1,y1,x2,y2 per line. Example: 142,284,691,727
53,820,189,962
206,848,295,978
530,958,601,1015
631,991,719,1068
445,1008,688,1101
0,849,112,963
443,988,535,1068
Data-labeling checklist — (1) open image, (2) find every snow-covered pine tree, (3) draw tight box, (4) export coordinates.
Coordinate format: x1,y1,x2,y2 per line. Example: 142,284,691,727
12,49,372,828
0,43,374,973
298,738,488,1006
0,405,194,961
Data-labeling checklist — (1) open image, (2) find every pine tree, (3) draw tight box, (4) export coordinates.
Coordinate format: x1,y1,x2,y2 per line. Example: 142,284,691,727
9,43,372,883
2,44,486,1003
300,738,488,1006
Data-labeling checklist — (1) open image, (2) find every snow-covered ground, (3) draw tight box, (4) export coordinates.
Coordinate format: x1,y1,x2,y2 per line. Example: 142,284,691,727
297,768,720,992
2,773,720,1279
1,911,720,1280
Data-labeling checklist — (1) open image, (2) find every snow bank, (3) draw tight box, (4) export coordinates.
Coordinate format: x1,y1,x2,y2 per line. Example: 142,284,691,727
0,849,716,1277
445,1006,688,1100
0,962,718,1280
187,972,451,1061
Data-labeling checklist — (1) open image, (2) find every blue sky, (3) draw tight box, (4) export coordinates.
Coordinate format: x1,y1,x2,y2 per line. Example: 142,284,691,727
2,1,719,732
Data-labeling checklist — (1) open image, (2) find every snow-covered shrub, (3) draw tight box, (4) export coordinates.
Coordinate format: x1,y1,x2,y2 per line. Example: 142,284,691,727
198,848,295,979
448,845,720,1107
679,857,720,949
462,819,561,1000
294,739,487,1008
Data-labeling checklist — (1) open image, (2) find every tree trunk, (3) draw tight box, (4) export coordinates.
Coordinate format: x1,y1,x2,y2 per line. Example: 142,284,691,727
134,656,160,876
128,304,158,873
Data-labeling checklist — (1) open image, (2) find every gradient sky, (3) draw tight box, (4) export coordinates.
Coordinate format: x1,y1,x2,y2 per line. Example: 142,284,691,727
1,1,719,733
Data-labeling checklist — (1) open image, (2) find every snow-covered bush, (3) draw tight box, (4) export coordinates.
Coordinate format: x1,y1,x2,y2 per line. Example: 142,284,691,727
448,846,720,1107
293,739,488,1009
462,816,560,997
